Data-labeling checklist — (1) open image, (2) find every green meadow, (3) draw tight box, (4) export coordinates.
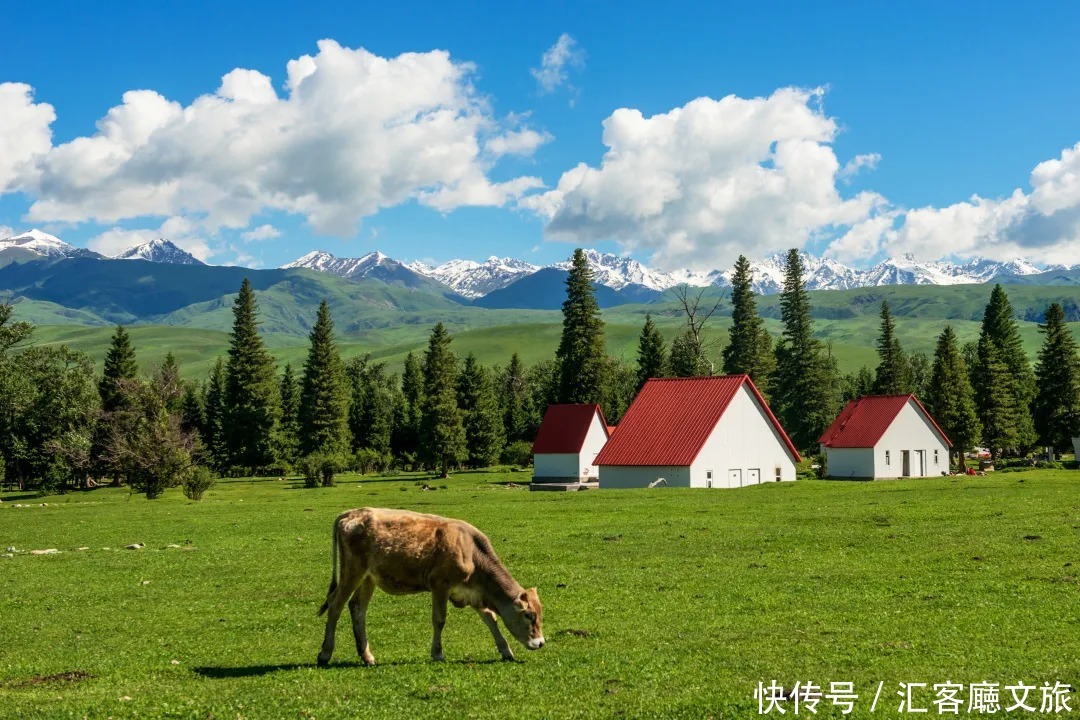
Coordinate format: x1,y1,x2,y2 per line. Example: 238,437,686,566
2,470,1078,718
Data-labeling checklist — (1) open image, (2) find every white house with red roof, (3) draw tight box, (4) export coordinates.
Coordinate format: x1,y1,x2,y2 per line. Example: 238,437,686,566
531,404,610,482
819,394,951,479
594,375,801,489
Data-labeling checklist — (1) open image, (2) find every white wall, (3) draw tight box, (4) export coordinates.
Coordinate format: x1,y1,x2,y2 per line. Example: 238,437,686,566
824,447,875,479
599,466,690,488
533,411,609,480
599,384,797,489
871,400,950,478
533,453,582,480
689,384,797,487
1073,437,1080,458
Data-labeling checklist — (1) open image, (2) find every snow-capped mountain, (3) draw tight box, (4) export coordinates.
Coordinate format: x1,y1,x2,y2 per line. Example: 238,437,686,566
408,256,538,298
283,250,406,279
551,249,694,292
114,239,204,265
0,229,101,260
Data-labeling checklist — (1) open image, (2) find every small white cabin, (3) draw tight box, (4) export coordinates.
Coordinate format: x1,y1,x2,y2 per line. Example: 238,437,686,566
819,394,951,479
532,404,610,482
594,375,801,489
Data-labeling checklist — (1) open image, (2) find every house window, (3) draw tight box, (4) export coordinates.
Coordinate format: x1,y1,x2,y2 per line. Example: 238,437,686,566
886,451,891,466
934,449,939,465
706,470,713,480
775,467,782,482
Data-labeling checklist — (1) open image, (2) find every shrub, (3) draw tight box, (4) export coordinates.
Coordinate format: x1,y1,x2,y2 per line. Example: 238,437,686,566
300,452,346,487
182,466,216,501
500,441,533,468
353,448,382,475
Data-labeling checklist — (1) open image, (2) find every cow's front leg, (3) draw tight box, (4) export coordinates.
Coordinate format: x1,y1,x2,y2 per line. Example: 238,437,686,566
476,607,515,661
430,588,448,661
348,578,377,666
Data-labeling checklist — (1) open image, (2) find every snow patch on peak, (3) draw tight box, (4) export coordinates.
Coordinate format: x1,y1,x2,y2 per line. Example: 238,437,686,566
115,238,204,265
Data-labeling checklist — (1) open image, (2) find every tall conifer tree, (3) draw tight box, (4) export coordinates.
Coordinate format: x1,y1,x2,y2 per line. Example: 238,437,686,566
420,323,466,477
636,314,668,390
203,358,228,471
298,300,350,457
974,285,1036,452
975,334,1021,460
770,249,838,450
277,363,301,464
458,354,505,468
1033,303,1080,452
722,255,775,390
872,301,910,395
99,326,139,412
224,279,280,469
556,249,607,405
501,352,531,444
925,326,981,469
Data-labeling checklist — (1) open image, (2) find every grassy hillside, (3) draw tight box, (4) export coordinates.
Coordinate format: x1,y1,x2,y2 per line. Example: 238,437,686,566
2,469,1078,718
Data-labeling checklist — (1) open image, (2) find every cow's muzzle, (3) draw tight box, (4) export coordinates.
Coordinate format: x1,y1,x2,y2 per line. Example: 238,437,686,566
527,637,545,650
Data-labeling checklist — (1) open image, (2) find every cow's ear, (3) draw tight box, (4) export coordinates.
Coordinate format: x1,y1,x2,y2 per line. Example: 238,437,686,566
519,591,529,602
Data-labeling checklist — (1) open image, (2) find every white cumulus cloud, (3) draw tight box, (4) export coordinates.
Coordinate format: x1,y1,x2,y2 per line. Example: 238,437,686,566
531,34,585,94
89,216,211,260
241,224,281,242
7,40,545,239
523,87,887,271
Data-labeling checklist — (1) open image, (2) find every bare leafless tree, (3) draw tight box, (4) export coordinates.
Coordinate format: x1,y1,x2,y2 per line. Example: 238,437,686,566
668,284,727,375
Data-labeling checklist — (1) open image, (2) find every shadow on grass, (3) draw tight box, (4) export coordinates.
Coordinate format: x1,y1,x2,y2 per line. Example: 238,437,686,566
193,657,508,678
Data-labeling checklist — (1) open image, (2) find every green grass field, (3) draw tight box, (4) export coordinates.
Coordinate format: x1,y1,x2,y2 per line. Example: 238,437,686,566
2,470,1078,718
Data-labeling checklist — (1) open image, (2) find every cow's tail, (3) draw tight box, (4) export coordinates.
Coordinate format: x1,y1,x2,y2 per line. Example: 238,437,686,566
317,517,340,616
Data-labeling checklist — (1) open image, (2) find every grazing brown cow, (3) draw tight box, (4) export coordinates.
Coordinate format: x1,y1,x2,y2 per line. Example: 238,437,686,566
317,507,544,666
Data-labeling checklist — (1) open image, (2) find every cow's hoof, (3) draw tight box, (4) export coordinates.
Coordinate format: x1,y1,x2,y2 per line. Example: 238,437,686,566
431,653,445,662
500,654,516,662
317,654,331,667
362,656,377,667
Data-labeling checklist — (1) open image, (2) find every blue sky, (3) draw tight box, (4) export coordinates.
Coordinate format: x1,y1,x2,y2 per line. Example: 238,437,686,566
2,1,1080,270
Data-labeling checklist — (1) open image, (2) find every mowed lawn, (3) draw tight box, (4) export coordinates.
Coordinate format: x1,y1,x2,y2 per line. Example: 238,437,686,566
1,471,1079,719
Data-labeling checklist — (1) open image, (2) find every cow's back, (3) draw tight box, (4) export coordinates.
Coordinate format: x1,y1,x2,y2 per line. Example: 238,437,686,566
338,508,478,594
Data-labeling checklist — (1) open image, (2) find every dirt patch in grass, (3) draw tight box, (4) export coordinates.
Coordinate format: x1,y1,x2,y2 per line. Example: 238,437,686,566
7,670,93,687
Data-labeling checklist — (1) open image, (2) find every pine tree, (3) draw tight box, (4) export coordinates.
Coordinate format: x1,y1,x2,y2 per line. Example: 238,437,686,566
501,352,531,444
224,279,280,470
974,334,1021,460
203,358,228,470
458,354,505,468
1033,303,1080,452
298,300,350,457
925,326,981,469
769,249,838,451
347,356,395,455
872,301,910,394
99,325,139,412
393,351,425,461
555,249,607,405
277,363,301,464
180,383,205,439
721,255,775,390
154,352,184,415
636,314,667,390
975,285,1036,453
419,323,466,477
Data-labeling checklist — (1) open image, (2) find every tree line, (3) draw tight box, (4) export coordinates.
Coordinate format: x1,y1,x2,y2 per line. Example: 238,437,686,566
1,248,1077,495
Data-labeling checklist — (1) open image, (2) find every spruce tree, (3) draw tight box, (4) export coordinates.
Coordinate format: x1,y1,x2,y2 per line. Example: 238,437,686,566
419,323,466,477
180,383,205,439
974,334,1021,460
224,279,280,470
925,326,981,469
555,248,607,405
636,314,668,390
154,352,184,415
458,354,505,468
1033,303,1080,452
769,249,838,451
347,357,395,455
203,357,228,470
721,255,775,390
974,285,1036,452
393,351,425,461
99,325,139,412
298,300,350,457
277,363,301,464
872,301,910,395
501,352,531,444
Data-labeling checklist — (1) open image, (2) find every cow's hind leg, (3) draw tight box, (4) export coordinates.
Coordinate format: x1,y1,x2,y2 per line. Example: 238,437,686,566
476,607,515,661
317,567,361,667
430,588,448,661
348,577,377,666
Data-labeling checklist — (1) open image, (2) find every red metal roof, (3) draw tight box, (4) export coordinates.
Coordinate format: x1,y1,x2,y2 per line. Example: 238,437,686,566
594,375,801,466
818,394,952,448
606,425,617,436
531,404,608,454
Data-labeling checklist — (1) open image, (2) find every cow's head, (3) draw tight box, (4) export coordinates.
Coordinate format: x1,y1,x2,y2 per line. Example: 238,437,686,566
503,587,544,650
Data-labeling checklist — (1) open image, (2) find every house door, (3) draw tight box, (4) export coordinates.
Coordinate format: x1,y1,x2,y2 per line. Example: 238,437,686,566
747,469,761,485
902,450,911,477
916,450,925,476
728,469,742,487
